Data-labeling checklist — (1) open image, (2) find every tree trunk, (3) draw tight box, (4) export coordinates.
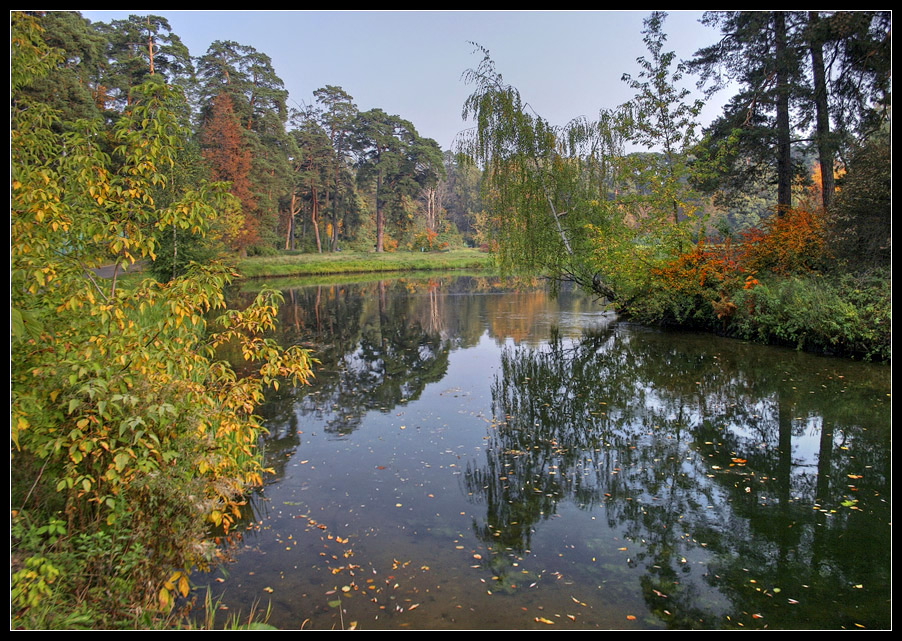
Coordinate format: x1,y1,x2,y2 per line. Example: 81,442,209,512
311,187,322,253
774,11,793,213
375,168,384,252
808,11,835,211
285,192,300,250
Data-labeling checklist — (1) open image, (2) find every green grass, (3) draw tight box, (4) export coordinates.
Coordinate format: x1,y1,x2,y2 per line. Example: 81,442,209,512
236,249,493,279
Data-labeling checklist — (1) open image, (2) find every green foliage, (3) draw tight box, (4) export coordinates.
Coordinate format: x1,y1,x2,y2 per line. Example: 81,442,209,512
196,40,293,254
731,271,891,360
353,108,445,252
628,206,889,360
11,14,314,627
458,17,889,361
459,44,629,297
620,11,704,238
828,131,891,271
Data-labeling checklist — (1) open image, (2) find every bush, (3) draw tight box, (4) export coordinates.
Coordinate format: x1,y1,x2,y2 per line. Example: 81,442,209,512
731,271,891,360
627,204,889,361
12,19,315,626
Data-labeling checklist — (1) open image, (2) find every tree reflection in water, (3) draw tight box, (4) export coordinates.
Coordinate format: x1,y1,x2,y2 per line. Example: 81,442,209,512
466,325,890,629
212,276,888,630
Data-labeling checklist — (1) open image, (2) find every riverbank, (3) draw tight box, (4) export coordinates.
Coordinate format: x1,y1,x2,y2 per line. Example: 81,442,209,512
236,249,493,279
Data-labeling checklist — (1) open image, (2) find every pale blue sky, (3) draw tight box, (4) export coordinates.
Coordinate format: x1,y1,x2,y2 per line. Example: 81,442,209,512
80,10,726,151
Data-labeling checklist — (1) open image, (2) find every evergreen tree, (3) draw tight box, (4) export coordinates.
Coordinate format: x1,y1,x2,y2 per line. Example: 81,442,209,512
14,11,105,125
353,109,443,252
314,86,358,251
94,14,194,112
689,11,806,213
286,109,333,252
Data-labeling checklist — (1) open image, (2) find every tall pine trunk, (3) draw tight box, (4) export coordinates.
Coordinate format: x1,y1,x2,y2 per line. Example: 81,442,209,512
808,11,835,210
774,12,793,213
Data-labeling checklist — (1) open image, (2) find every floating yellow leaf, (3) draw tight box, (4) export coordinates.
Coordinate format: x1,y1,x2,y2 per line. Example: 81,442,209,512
535,617,554,624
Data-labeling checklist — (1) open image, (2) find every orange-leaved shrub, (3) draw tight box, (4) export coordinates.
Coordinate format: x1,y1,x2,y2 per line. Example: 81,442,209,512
738,206,829,275
637,206,830,330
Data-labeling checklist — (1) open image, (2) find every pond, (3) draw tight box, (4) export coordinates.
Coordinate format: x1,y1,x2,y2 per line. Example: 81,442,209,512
195,274,891,630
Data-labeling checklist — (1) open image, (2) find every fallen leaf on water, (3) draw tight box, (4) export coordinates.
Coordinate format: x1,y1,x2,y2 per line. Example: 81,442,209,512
626,615,636,620
535,617,554,625
263,587,274,593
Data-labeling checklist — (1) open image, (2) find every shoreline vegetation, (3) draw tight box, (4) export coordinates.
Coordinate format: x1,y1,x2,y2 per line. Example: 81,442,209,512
233,250,890,364
235,248,493,279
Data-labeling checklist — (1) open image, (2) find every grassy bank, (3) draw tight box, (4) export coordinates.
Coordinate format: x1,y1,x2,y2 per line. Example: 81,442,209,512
236,249,493,279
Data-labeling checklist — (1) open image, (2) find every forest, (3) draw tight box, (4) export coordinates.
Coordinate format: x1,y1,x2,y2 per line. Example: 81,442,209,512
10,10,891,629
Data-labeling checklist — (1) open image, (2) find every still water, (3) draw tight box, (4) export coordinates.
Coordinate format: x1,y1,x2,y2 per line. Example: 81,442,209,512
196,274,890,630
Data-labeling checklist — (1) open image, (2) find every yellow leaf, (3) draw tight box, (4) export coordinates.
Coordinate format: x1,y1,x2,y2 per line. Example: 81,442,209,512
177,574,190,597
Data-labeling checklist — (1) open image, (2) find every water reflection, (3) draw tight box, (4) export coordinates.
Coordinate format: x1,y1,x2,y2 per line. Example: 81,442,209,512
204,275,889,630
466,325,890,629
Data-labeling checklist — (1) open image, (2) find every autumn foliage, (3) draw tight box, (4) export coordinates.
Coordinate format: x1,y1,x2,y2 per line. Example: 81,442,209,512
644,207,829,327
738,206,828,275
201,92,257,253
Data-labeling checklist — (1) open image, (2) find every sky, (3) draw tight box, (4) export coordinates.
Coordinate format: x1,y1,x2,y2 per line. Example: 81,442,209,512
79,10,729,152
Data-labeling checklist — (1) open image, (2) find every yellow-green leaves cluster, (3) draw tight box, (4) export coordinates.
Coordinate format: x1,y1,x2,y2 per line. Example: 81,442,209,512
11,14,315,618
